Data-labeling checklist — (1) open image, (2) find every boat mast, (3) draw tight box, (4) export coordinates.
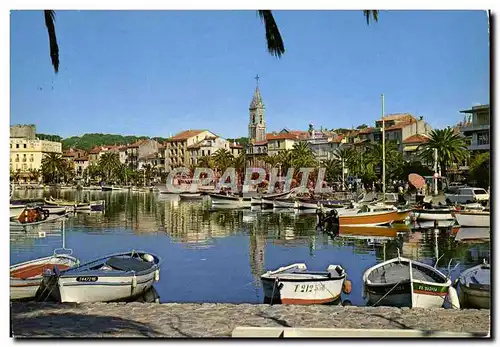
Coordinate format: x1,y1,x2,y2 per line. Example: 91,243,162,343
381,94,386,203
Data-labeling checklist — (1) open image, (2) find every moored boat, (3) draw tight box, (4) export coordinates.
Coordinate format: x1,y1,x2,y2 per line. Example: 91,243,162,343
454,227,490,243
10,254,79,300
362,255,459,308
261,263,349,305
339,209,398,227
101,185,124,191
209,193,251,208
456,261,490,309
41,205,69,215
273,198,295,209
36,251,161,303
179,193,203,200
453,210,490,227
10,204,26,219
412,207,454,221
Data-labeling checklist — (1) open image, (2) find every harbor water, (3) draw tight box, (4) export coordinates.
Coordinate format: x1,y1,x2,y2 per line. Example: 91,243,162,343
10,189,490,306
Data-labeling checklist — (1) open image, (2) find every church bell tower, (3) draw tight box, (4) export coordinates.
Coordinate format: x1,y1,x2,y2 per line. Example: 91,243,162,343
248,75,266,143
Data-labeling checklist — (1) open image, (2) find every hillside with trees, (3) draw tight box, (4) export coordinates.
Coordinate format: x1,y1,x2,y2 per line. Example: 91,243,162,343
58,133,168,151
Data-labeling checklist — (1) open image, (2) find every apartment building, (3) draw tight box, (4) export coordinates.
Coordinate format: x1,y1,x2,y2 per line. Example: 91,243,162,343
164,130,217,172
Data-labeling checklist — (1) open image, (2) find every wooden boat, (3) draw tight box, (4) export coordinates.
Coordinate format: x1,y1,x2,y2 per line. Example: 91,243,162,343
41,205,69,215
362,256,459,308
456,261,490,309
261,263,348,305
412,207,454,221
209,194,251,208
453,210,490,227
179,193,203,200
339,210,398,227
10,204,25,219
44,197,89,208
74,200,106,211
273,198,295,209
10,213,68,228
294,199,320,210
10,254,79,300
36,251,161,303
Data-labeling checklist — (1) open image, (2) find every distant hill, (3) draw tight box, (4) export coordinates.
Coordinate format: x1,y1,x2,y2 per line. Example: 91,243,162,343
36,133,168,151
227,137,249,148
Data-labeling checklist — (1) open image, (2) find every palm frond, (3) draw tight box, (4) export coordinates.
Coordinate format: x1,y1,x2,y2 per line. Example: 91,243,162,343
44,10,59,73
257,10,285,58
363,10,379,25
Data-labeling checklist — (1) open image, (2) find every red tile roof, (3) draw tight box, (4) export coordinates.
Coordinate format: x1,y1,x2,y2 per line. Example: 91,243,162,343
358,127,377,134
254,140,268,145
403,134,430,144
166,130,206,142
75,156,89,161
230,143,243,149
88,147,101,154
378,113,416,122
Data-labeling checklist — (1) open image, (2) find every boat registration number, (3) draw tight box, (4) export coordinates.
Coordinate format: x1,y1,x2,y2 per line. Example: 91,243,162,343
76,276,98,282
294,284,325,293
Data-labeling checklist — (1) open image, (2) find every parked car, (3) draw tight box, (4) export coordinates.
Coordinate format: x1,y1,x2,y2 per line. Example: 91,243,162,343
445,187,489,205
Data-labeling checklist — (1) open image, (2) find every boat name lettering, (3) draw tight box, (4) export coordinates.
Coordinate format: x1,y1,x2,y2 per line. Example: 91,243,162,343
294,284,325,293
76,276,98,282
415,284,439,292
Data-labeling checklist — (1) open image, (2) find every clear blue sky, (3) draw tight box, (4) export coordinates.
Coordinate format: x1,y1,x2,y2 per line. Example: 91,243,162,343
10,10,489,139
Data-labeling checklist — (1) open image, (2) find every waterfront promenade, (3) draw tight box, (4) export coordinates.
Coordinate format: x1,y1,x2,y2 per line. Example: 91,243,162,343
11,302,490,338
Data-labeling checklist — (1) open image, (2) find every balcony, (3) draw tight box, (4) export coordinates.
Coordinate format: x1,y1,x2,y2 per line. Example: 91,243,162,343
468,143,489,151
460,124,490,134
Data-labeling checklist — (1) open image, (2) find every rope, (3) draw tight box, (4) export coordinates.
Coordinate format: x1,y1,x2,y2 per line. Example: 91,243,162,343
370,279,404,307
269,278,279,306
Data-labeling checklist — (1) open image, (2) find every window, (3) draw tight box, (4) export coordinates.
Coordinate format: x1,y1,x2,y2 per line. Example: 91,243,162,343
16,144,19,149
474,189,487,195
10,144,12,148
15,154,19,162
30,154,34,162
23,144,26,148
477,132,489,146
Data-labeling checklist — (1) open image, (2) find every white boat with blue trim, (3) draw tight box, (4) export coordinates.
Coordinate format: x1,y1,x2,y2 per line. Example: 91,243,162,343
37,251,161,303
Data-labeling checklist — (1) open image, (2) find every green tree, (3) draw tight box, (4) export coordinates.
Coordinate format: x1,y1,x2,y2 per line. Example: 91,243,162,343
290,142,317,169
42,10,379,73
197,155,214,169
419,128,469,177
99,152,121,182
41,153,66,183
468,152,490,189
322,158,342,184
365,141,403,180
212,149,234,173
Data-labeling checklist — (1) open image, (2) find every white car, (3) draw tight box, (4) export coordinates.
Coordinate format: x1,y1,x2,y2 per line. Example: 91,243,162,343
445,187,489,205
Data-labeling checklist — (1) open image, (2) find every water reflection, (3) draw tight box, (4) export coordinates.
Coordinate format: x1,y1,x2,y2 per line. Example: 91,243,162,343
10,189,490,305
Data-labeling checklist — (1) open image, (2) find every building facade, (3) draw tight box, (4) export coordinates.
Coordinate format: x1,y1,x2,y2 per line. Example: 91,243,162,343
10,125,62,180
459,104,490,152
164,130,217,172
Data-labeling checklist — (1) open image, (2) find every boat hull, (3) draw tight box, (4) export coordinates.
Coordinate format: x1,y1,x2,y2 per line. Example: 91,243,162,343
261,277,344,304
339,210,397,227
454,212,490,227
10,205,25,219
458,285,490,309
10,255,78,300
273,199,295,209
55,271,157,303
413,209,454,221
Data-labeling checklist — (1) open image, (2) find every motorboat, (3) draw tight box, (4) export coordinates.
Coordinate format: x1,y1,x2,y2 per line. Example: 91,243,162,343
453,209,490,228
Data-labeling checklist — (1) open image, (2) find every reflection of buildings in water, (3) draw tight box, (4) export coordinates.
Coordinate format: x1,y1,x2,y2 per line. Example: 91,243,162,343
10,221,65,253
401,231,424,260
249,230,266,282
161,201,240,246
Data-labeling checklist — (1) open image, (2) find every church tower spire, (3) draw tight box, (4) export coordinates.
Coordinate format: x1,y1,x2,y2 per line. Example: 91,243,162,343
248,75,266,142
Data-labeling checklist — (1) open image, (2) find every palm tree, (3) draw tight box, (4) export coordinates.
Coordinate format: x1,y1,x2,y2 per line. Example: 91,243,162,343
86,163,102,182
365,141,403,180
322,158,342,184
277,149,294,173
212,149,234,173
419,128,469,177
197,155,214,169
41,153,65,183
41,10,379,74
99,152,121,182
291,142,317,169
